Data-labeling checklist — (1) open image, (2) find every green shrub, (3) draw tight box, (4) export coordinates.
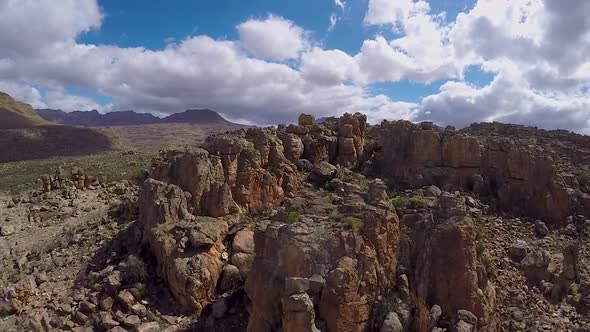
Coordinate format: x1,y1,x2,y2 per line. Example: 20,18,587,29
481,253,497,279
324,181,337,192
409,196,433,209
329,211,342,222
124,255,147,284
343,217,363,234
577,171,590,187
390,196,407,208
386,190,398,199
287,211,301,223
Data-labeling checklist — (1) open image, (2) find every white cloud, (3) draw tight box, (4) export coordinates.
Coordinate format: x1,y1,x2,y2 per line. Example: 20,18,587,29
335,0,345,10
236,15,309,61
301,48,360,85
0,80,46,108
361,0,590,131
1,0,590,132
359,0,462,84
0,0,102,58
329,14,338,31
44,87,104,112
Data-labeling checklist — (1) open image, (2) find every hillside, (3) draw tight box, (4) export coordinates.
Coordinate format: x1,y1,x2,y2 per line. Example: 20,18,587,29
0,92,113,162
0,92,51,129
37,108,231,127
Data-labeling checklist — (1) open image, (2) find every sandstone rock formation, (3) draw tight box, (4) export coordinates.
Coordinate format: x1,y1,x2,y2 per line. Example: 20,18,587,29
132,113,590,331
370,120,590,225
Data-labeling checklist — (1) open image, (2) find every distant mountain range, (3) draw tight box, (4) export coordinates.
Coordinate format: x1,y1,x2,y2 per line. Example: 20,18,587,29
36,108,231,127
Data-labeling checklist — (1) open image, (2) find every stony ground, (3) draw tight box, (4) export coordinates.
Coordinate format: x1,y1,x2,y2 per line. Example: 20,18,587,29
0,179,194,331
478,214,590,331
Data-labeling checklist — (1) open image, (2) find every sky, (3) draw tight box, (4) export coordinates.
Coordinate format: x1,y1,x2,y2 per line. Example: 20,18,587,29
0,0,590,132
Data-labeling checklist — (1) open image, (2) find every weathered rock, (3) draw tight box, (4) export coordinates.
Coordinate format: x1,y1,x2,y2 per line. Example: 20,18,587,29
534,220,550,237
309,161,336,185
562,241,580,281
245,193,399,332
509,240,530,262
232,229,255,254
371,120,579,224
135,322,159,332
402,192,495,325
219,264,241,292
0,225,15,236
380,312,403,332
282,293,320,332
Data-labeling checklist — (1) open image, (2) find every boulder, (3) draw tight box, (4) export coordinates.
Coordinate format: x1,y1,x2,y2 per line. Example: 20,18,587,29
309,161,336,185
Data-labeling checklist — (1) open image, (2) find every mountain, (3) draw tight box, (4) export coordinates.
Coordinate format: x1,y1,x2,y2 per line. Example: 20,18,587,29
0,91,112,162
36,108,230,127
160,109,229,124
0,92,51,129
36,109,160,126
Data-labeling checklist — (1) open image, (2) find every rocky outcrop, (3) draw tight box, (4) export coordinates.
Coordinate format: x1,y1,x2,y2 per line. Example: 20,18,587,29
245,179,399,332
370,120,588,225
399,191,496,329
40,166,107,192
138,115,369,311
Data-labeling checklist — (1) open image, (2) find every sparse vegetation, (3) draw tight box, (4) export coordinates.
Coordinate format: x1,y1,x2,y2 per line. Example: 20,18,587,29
390,196,407,208
408,195,433,209
287,211,301,223
576,170,590,187
329,211,342,222
0,151,153,193
323,181,337,192
124,255,147,284
475,225,497,279
343,217,363,234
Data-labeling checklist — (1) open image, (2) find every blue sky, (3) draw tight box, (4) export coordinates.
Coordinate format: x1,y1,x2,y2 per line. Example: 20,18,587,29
77,0,479,105
1,0,590,132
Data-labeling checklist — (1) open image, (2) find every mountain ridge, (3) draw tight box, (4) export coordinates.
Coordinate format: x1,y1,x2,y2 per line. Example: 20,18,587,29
0,92,52,129
36,108,231,127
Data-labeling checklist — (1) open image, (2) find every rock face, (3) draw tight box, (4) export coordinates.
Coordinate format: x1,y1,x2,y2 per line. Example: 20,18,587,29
370,120,590,225
245,180,400,332
399,192,496,327
138,115,369,311
134,113,590,331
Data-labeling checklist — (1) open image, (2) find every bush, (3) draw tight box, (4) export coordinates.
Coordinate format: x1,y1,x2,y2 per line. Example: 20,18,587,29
124,255,147,284
577,171,590,187
287,211,301,223
329,211,342,222
323,181,337,192
481,253,497,279
390,196,407,208
343,217,363,234
408,196,433,209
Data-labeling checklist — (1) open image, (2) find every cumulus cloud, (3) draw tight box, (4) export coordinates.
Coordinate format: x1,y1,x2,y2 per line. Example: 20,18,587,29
236,15,309,61
360,0,590,131
0,0,102,58
0,80,46,108
335,0,345,10
301,48,360,85
44,88,104,112
1,0,590,132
